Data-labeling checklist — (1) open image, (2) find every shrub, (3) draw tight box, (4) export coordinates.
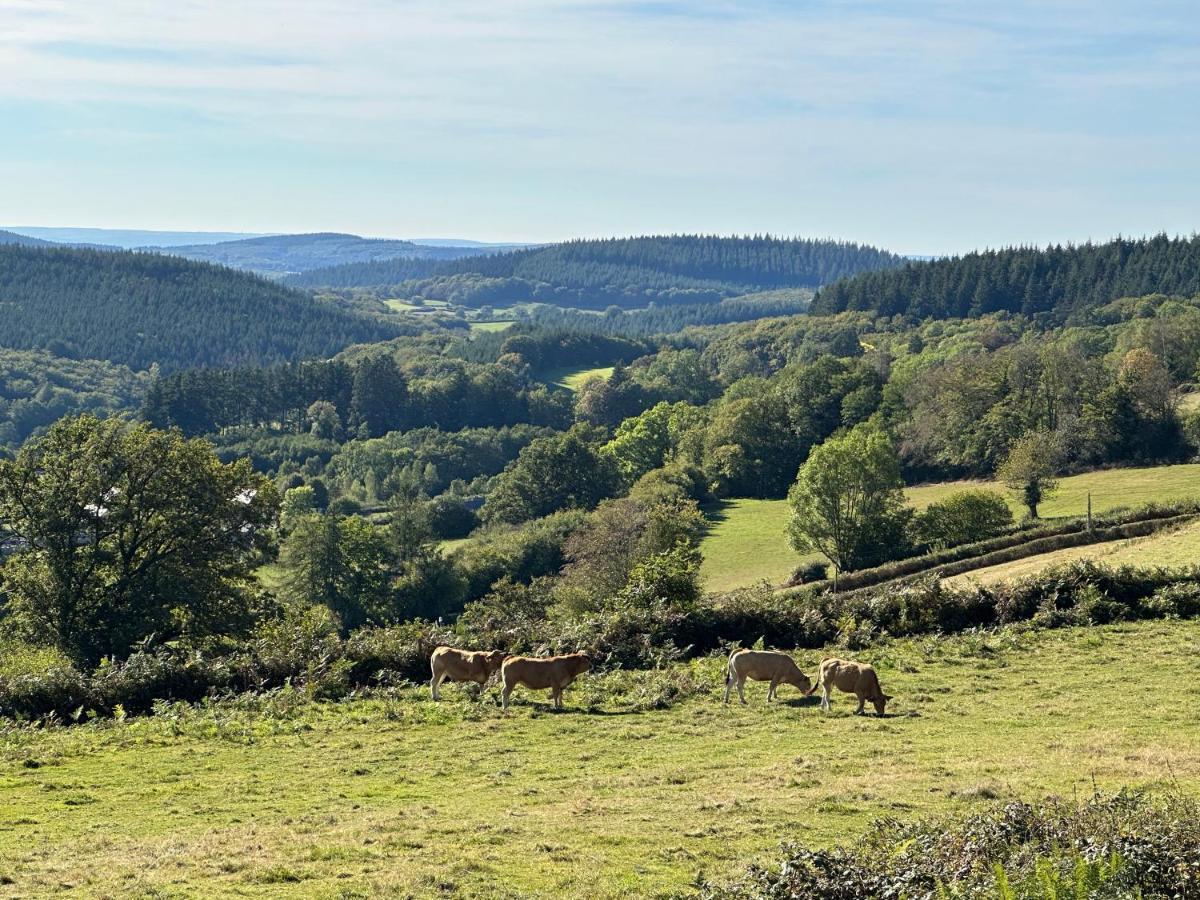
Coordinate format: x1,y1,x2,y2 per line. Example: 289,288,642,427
426,495,479,540
910,488,1014,550
704,791,1200,899
0,641,89,719
791,560,829,584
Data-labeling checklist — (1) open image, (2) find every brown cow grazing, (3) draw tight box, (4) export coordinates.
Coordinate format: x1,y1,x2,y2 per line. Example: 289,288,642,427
500,653,591,710
429,646,508,700
807,657,892,716
724,649,812,704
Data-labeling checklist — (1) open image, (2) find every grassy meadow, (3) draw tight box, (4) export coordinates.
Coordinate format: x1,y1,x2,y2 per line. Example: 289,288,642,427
2,619,1199,898
699,463,1200,590
947,516,1200,587
539,365,614,392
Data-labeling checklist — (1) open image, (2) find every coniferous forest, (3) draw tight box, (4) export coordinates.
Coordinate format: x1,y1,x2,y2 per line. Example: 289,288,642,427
811,234,1200,320
283,235,904,307
0,244,403,371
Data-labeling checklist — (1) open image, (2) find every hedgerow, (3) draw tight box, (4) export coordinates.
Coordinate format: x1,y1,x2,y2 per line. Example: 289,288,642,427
2,560,1200,721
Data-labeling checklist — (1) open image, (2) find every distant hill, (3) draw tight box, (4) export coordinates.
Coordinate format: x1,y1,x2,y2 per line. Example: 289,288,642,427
154,232,498,276
0,244,404,371
0,229,56,247
284,235,904,309
5,227,273,248
811,234,1200,320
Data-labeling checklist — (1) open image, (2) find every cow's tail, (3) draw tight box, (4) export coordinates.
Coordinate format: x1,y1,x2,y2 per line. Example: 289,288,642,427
805,667,821,697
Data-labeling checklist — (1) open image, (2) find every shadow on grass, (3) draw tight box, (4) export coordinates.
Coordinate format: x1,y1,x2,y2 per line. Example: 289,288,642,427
508,701,642,717
699,500,735,537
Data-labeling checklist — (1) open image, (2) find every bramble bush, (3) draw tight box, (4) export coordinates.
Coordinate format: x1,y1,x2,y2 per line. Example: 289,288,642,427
703,791,1200,899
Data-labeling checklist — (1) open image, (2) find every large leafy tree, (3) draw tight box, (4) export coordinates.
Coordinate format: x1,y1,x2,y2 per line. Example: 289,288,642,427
0,416,277,663
786,424,908,575
483,425,620,525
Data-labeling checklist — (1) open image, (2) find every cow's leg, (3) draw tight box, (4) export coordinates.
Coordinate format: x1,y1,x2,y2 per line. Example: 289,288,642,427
855,694,865,715
737,677,747,704
552,687,563,710
430,670,443,701
768,679,778,702
501,684,513,710
820,684,831,711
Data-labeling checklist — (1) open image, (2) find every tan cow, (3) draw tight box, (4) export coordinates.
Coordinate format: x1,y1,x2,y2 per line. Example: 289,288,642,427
429,646,508,700
724,648,812,704
500,653,591,710
807,657,892,716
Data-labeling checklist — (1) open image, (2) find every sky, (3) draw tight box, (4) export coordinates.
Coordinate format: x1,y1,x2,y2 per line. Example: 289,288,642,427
1,0,1198,255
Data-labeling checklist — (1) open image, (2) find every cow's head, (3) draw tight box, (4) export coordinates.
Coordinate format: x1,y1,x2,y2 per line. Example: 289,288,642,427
483,650,508,673
791,671,813,694
572,653,592,675
872,694,893,717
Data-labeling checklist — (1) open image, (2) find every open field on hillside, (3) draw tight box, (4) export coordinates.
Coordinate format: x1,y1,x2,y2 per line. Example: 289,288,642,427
539,365,614,392
947,517,1200,587
469,320,515,333
383,299,451,312
2,620,1198,898
700,464,1200,590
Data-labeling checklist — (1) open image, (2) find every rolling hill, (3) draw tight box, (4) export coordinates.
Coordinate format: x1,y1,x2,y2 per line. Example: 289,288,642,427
156,232,497,276
0,229,56,247
810,233,1200,320
282,234,904,309
0,244,404,371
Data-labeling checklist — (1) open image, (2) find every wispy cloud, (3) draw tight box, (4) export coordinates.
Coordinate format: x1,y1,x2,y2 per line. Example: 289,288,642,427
1,0,1198,249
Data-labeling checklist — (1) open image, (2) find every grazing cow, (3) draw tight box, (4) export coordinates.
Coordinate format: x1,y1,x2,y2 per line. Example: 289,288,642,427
724,649,812,704
429,646,508,700
500,653,591,710
807,657,892,716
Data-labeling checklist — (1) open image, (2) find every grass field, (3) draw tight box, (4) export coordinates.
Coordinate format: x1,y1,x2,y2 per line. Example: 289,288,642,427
2,620,1198,898
469,320,515,333
383,299,450,312
699,463,1200,590
539,365,614,392
946,517,1200,587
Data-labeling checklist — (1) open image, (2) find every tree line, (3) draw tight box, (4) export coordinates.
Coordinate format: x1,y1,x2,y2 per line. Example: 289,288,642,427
811,234,1200,320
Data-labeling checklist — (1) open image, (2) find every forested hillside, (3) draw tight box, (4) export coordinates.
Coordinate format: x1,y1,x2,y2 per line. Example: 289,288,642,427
811,234,1200,319
0,229,54,247
0,348,149,447
160,232,494,276
284,235,902,308
0,245,403,371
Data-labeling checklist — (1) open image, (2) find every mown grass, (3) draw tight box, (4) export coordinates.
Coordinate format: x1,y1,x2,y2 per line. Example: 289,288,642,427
700,464,1200,590
538,365,614,392
2,620,1199,898
948,517,1200,587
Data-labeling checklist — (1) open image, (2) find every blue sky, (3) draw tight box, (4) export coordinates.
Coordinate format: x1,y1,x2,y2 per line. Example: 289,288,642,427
1,0,1198,254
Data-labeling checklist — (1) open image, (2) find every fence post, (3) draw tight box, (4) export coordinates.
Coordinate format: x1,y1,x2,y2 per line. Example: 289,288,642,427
1087,492,1093,532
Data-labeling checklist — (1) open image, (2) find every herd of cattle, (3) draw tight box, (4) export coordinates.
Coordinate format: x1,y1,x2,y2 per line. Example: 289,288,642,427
429,646,893,716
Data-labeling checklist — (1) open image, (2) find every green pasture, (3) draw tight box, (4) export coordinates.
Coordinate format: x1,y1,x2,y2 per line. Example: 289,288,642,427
538,366,614,392
699,464,1200,591
2,620,1197,897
